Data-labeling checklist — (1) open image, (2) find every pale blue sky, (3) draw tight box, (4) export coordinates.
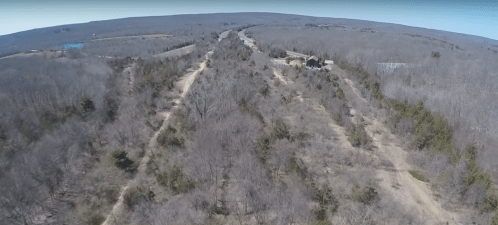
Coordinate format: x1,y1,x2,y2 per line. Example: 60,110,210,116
0,0,497,40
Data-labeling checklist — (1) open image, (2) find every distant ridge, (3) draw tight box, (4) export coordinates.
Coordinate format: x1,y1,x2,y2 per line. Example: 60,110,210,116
1,12,496,55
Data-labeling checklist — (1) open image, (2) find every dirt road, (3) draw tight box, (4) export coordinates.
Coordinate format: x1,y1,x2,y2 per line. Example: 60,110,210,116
340,74,460,224
0,50,64,60
285,50,309,59
102,30,230,225
238,29,259,52
153,44,196,59
218,30,232,41
89,34,172,42
269,58,459,224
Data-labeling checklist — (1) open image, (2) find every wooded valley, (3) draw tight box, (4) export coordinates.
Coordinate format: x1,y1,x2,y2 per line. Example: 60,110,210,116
1,12,498,225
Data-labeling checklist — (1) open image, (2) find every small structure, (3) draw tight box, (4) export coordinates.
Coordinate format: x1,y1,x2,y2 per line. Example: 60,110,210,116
306,56,321,69
376,63,413,75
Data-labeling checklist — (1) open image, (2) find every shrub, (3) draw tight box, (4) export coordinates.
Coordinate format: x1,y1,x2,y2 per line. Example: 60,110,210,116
169,165,195,194
351,185,378,205
39,111,59,131
480,190,498,213
87,214,105,225
157,125,185,149
156,172,169,187
104,97,119,121
311,184,338,212
239,101,265,125
56,105,78,121
173,109,195,134
280,94,292,104
256,136,272,164
409,170,428,182
369,82,383,102
463,145,492,189
272,118,290,140
109,148,135,172
461,146,498,212
431,51,441,58
313,207,327,221
390,100,456,159
145,157,159,175
336,88,345,100
395,117,414,137
79,96,96,113
292,131,311,143
256,119,291,164
123,185,154,209
313,220,333,225
347,124,371,148
259,83,270,97
333,113,343,126
254,118,291,165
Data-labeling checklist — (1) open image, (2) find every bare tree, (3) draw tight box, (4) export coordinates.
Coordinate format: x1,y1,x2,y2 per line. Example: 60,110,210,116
0,171,43,225
186,127,225,207
268,139,293,178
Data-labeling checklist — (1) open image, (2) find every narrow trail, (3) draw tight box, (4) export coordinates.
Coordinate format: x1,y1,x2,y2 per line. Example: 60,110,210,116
344,78,367,103
340,76,460,224
102,31,229,225
272,68,289,85
102,62,202,225
122,62,136,94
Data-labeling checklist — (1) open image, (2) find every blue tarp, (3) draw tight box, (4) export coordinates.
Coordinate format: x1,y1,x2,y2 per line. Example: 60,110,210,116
63,43,83,49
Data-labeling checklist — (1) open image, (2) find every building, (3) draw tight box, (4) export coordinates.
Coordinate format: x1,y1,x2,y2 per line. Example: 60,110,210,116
306,56,321,69
376,63,414,75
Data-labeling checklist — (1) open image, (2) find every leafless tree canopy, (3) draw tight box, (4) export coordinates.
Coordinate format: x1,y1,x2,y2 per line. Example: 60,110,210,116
1,12,497,224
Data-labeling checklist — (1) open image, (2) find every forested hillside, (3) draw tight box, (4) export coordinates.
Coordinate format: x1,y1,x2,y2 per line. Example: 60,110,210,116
248,22,498,224
0,25,212,224
1,12,497,224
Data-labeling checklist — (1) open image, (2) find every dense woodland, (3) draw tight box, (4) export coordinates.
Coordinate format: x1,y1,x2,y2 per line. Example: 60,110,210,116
118,34,422,224
0,28,211,224
1,13,498,224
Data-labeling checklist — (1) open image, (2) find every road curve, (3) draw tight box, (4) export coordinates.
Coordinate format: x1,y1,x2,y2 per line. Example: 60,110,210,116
238,29,259,52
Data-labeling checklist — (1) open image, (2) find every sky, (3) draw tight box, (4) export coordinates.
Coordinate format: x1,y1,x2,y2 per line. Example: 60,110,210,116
1,0,497,40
